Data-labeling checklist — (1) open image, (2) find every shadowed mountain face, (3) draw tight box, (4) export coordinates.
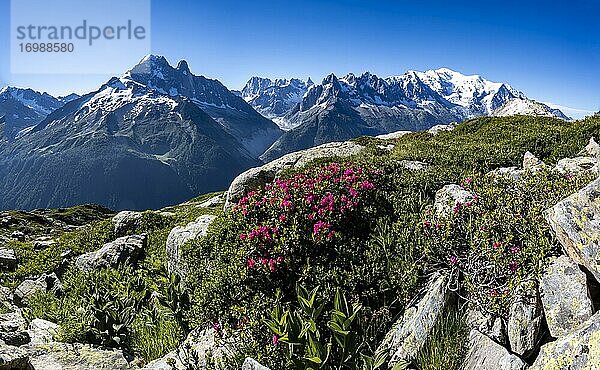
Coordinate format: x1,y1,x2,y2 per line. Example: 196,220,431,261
0,67,259,211
125,55,282,157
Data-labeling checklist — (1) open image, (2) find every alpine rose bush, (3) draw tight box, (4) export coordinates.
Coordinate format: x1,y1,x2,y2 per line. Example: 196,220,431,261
233,162,383,278
422,169,593,316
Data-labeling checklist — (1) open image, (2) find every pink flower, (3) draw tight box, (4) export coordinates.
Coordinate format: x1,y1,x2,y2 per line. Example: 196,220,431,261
360,181,375,190
423,220,432,228
508,261,518,272
247,259,256,269
278,214,287,222
509,246,520,254
213,323,221,332
272,335,279,345
349,188,358,198
449,255,458,266
313,221,332,237
239,233,247,241
493,242,502,250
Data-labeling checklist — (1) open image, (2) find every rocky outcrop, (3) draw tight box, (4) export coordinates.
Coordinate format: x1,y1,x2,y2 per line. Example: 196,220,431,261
166,215,217,279
433,184,476,217
462,330,526,370
530,311,600,369
113,211,143,237
507,282,543,357
545,177,600,282
379,273,448,366
427,123,457,135
225,141,364,208
75,234,147,272
539,256,593,338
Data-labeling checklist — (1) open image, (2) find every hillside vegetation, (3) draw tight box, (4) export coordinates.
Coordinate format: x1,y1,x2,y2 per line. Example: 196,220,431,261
2,115,599,369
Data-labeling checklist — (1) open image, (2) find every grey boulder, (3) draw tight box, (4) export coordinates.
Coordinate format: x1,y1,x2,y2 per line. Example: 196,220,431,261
14,273,62,306
379,273,448,366
539,256,593,338
242,358,270,370
0,310,29,346
0,248,17,271
113,211,143,237
166,215,217,279
530,311,600,369
545,176,600,282
433,184,476,217
462,330,526,370
507,281,543,357
75,234,146,272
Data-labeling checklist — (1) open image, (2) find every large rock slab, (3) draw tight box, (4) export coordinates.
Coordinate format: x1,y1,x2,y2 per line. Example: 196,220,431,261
545,177,600,282
507,282,543,357
539,256,593,338
379,273,448,366
466,310,506,345
75,234,146,272
225,141,364,208
433,184,476,217
166,215,217,279
462,330,526,370
530,311,600,369
26,342,130,369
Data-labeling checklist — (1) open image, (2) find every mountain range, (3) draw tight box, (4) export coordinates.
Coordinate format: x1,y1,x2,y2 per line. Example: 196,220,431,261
239,69,569,160
0,55,572,210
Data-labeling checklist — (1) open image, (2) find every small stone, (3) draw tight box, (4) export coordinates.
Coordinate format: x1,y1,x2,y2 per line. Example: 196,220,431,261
399,160,430,171
522,151,545,169
539,256,593,338
0,309,30,346
0,248,17,270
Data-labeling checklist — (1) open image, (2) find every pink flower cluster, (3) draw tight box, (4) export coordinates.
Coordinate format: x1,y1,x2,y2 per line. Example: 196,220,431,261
235,162,381,274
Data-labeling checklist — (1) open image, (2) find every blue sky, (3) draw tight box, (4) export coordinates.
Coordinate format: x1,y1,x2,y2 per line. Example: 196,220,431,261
0,0,598,117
